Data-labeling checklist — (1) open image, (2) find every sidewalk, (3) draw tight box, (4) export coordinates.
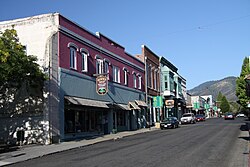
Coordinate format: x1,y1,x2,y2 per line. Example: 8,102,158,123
0,127,158,166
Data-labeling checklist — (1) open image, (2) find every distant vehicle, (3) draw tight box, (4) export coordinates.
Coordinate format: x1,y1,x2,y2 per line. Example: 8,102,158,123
160,117,179,129
195,114,206,122
236,113,245,118
224,113,234,120
180,113,196,124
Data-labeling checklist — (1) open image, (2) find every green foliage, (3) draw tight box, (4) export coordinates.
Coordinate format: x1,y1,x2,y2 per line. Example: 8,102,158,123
220,95,230,113
236,57,250,109
0,28,46,116
217,92,223,102
229,102,241,113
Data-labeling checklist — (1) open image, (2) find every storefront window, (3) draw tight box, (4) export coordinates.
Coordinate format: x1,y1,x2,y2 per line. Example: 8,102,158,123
117,110,126,126
64,108,104,134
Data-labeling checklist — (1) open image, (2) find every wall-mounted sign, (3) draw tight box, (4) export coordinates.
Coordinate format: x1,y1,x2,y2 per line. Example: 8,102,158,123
153,96,163,108
165,100,174,108
96,75,108,95
193,102,200,109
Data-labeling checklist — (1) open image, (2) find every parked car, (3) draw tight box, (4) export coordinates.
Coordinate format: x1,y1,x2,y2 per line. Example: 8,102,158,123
236,113,245,118
224,112,234,120
180,113,196,124
195,114,206,122
160,117,179,129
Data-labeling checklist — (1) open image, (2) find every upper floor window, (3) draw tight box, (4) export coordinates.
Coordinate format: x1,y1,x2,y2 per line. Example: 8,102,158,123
123,68,129,86
154,70,157,90
133,72,137,88
104,59,111,79
169,72,175,92
164,75,168,90
113,66,120,83
96,59,103,74
80,48,89,72
68,42,79,70
147,65,152,88
150,67,154,89
70,47,77,70
138,74,142,89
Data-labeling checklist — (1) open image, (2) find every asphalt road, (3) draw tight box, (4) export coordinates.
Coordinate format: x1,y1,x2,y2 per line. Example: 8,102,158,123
7,118,249,167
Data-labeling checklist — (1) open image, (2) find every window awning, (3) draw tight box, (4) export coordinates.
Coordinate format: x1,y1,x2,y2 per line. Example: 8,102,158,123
65,96,109,109
135,100,148,107
116,103,131,110
129,102,141,110
107,103,131,110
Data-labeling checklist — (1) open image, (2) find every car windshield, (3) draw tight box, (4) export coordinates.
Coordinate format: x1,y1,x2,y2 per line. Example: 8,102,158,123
196,115,204,118
163,118,172,121
182,114,192,117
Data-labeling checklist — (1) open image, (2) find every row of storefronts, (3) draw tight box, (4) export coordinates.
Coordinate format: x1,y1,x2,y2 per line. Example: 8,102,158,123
64,96,147,140
0,13,189,145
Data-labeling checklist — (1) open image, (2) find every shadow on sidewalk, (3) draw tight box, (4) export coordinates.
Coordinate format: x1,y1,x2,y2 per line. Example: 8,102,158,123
239,122,250,141
63,134,105,142
0,146,19,154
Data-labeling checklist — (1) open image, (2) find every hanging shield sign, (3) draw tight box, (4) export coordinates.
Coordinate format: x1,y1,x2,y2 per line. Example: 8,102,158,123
96,75,108,95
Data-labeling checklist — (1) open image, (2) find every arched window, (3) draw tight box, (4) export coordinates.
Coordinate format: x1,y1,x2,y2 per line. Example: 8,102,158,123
68,43,79,70
137,74,142,89
104,58,111,79
113,65,120,83
123,67,129,86
132,71,137,88
80,48,89,72
147,65,152,88
95,55,103,74
154,69,158,90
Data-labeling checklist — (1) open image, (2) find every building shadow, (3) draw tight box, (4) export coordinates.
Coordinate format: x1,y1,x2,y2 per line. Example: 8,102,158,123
239,123,250,141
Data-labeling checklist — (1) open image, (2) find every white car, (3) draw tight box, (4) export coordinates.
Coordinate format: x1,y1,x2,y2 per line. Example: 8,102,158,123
236,113,245,117
181,113,196,124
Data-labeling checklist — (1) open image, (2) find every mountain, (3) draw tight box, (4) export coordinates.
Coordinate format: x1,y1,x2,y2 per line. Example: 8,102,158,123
188,76,238,102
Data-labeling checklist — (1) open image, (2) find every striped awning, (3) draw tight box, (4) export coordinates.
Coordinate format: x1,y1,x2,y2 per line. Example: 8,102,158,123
129,102,141,110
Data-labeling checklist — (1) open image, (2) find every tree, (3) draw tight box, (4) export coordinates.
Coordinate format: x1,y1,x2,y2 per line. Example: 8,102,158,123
0,28,46,116
216,91,223,109
220,95,230,113
217,92,223,102
236,57,250,109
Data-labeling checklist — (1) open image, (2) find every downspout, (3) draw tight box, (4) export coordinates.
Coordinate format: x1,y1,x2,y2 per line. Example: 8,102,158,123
144,56,149,127
145,56,148,106
159,57,162,121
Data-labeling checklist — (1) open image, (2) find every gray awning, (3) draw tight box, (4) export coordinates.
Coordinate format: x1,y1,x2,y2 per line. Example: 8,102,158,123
107,103,131,110
135,100,148,107
65,96,109,108
129,102,141,110
116,104,131,110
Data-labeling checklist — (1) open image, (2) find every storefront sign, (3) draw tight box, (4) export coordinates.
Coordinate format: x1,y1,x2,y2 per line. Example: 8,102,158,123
165,100,174,108
193,102,200,109
153,96,163,108
96,75,108,95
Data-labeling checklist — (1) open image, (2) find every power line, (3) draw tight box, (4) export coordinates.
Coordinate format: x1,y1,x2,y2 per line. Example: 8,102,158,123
166,14,250,35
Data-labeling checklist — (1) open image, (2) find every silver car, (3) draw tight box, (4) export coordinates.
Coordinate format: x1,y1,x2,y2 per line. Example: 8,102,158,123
180,113,196,124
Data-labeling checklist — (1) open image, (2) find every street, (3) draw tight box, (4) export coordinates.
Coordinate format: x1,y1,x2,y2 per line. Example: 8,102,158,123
7,118,249,167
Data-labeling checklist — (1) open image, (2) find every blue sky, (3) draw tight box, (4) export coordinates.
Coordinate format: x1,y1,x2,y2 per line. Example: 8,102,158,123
1,0,250,89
